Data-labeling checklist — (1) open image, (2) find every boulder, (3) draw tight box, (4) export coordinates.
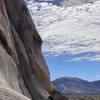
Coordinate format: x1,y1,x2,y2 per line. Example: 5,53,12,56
50,89,69,100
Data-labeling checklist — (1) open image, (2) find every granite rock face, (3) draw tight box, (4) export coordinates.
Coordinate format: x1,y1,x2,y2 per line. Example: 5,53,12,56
0,0,51,99
0,0,67,99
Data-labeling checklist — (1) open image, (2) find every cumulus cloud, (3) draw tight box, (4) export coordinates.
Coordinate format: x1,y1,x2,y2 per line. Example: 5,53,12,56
28,0,100,61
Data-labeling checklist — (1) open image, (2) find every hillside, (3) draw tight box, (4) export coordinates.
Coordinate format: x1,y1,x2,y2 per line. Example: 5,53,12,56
53,77,100,95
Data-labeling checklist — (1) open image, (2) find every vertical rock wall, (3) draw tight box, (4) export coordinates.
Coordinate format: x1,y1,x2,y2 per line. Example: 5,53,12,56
0,0,52,99
0,0,68,99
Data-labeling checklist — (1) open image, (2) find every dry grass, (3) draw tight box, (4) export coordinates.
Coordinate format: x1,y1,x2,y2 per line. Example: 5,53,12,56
65,94,100,100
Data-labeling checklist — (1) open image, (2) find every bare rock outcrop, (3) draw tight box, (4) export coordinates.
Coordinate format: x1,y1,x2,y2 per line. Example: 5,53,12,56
50,89,68,100
0,0,52,99
0,0,68,100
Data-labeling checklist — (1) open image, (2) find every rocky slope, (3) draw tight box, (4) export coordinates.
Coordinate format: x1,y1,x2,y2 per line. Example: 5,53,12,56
53,77,100,95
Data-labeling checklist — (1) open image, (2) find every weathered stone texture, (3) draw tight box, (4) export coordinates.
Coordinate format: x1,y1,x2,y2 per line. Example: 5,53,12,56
0,0,51,99
0,0,68,99
50,89,69,100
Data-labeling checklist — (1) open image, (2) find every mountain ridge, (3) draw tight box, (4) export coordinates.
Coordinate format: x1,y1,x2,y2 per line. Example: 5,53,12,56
53,77,100,95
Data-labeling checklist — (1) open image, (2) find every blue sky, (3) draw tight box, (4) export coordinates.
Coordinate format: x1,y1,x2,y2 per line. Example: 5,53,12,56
44,54,100,81
38,2,100,82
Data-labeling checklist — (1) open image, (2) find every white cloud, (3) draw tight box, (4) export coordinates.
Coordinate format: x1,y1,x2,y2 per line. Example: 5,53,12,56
95,75,100,80
28,1,100,61
69,54,100,62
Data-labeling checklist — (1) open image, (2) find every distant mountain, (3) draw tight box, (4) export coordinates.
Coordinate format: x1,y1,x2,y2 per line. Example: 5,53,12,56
52,77,100,95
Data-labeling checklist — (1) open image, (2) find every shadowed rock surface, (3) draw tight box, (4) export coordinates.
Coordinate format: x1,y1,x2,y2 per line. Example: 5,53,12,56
50,89,69,100
0,0,68,99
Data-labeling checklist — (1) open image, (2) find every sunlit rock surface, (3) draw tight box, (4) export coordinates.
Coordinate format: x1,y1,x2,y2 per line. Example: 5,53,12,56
0,0,68,99
0,0,52,99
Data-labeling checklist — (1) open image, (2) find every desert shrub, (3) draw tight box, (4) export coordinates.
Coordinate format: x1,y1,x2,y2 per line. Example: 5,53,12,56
91,98,94,100
80,98,86,100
